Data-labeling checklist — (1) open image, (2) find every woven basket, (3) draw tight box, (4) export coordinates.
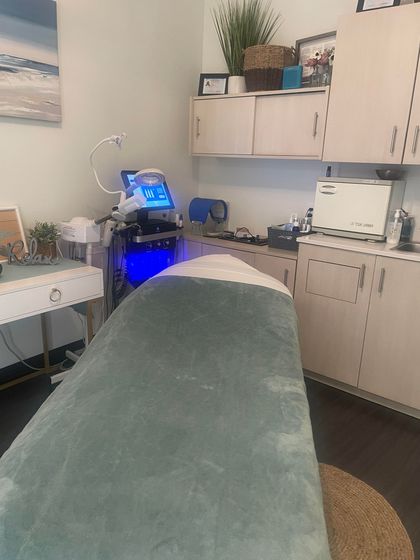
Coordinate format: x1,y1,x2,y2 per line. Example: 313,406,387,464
244,44,295,91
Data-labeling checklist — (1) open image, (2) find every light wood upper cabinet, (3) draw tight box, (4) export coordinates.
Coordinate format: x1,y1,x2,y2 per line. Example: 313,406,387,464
358,257,420,409
190,88,328,159
404,68,420,165
323,4,420,164
254,90,328,159
191,97,255,155
294,244,375,387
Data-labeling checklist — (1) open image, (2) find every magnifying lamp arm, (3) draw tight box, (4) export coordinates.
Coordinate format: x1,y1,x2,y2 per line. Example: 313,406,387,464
89,135,126,198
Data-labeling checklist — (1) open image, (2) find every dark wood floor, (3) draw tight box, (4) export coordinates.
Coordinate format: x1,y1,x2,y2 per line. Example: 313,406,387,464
305,377,420,557
1,376,419,557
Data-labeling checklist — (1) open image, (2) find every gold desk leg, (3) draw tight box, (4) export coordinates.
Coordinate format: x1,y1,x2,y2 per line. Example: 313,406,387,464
41,313,50,370
86,300,94,344
0,314,52,391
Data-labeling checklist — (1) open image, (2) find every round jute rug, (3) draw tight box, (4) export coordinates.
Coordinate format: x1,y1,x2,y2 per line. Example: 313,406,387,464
319,464,414,560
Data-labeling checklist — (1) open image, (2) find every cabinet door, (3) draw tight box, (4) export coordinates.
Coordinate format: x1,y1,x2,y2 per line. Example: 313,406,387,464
182,240,202,262
323,5,420,164
254,254,296,295
403,68,420,165
191,97,255,155
294,245,375,386
201,244,255,266
254,91,328,159
359,257,420,409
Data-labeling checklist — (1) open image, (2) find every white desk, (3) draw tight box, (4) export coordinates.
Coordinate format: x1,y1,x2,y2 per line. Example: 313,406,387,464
0,260,104,388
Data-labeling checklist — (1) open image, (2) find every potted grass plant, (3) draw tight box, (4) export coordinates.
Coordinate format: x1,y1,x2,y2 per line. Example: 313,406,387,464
29,221,60,259
212,0,281,93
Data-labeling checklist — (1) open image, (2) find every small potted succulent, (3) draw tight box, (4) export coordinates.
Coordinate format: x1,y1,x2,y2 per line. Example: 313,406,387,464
28,222,60,259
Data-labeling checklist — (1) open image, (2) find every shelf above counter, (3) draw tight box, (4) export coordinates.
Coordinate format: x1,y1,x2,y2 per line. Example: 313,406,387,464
192,86,328,101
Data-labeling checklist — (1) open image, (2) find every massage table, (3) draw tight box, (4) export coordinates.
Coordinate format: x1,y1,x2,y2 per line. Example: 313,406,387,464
0,255,331,560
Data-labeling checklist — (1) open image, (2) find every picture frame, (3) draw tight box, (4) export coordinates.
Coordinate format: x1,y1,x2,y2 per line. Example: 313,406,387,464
198,73,229,96
295,31,337,87
356,0,400,12
0,206,27,262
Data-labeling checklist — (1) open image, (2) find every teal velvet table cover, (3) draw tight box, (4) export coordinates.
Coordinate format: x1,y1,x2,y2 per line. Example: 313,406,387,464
0,275,331,560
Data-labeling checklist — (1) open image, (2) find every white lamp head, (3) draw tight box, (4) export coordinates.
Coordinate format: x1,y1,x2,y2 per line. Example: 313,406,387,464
109,133,127,148
134,168,165,187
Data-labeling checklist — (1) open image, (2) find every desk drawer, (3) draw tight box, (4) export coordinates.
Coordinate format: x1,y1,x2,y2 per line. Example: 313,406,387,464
0,273,103,324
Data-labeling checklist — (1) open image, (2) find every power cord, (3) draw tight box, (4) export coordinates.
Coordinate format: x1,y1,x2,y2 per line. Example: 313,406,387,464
0,327,41,371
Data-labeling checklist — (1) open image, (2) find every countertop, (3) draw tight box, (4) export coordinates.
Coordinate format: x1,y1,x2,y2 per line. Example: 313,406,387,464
183,233,298,261
298,233,420,263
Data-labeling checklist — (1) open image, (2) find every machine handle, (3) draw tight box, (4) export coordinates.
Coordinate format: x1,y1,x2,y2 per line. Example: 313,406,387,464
50,288,62,303
312,112,319,137
359,264,366,289
412,125,420,155
283,269,289,286
390,126,398,155
196,116,201,138
378,268,386,294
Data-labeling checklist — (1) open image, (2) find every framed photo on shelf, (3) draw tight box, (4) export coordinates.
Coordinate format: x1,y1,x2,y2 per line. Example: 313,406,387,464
295,31,336,87
198,73,229,96
356,0,400,11
0,206,27,262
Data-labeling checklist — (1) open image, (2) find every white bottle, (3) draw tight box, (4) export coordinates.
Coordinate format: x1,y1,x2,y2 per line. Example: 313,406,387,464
386,209,403,246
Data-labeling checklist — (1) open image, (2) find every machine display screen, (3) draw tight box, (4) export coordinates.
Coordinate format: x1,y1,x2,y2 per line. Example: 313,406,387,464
121,171,175,210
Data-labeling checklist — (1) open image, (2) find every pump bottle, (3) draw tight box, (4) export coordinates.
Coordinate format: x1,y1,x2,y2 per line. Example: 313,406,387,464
386,209,403,245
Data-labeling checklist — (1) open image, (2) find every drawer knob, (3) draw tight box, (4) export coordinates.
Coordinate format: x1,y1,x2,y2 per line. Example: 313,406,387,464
50,288,62,303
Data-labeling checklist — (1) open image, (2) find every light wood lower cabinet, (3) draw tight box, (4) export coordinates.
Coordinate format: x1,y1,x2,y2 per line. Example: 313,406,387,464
294,244,375,387
358,257,420,409
254,253,296,293
183,240,202,261
201,243,255,266
295,243,420,411
181,238,297,294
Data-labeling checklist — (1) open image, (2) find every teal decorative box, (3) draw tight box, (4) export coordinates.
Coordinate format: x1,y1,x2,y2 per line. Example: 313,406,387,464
282,65,303,89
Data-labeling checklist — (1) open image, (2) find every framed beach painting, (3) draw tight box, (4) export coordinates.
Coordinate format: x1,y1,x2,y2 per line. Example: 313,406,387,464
0,206,27,262
0,0,61,122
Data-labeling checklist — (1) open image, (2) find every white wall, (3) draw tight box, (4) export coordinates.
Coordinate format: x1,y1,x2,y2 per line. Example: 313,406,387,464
199,0,420,238
0,0,205,368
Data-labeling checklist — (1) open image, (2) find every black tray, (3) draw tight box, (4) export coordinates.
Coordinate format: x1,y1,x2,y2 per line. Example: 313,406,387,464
267,226,310,251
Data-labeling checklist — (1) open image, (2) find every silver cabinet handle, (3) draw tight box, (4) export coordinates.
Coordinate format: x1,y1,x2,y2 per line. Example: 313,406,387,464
359,264,366,289
378,268,386,294
312,112,319,137
50,288,62,303
283,269,289,286
390,126,398,155
412,125,420,155
195,116,201,138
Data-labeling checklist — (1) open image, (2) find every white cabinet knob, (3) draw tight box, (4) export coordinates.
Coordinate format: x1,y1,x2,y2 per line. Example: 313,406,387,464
49,288,62,303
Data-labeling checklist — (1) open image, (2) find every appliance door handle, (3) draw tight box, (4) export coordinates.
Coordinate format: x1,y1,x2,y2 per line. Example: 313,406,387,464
283,269,289,287
390,126,398,155
412,125,420,155
359,264,366,289
319,185,337,195
378,268,386,294
196,116,201,138
312,112,319,138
